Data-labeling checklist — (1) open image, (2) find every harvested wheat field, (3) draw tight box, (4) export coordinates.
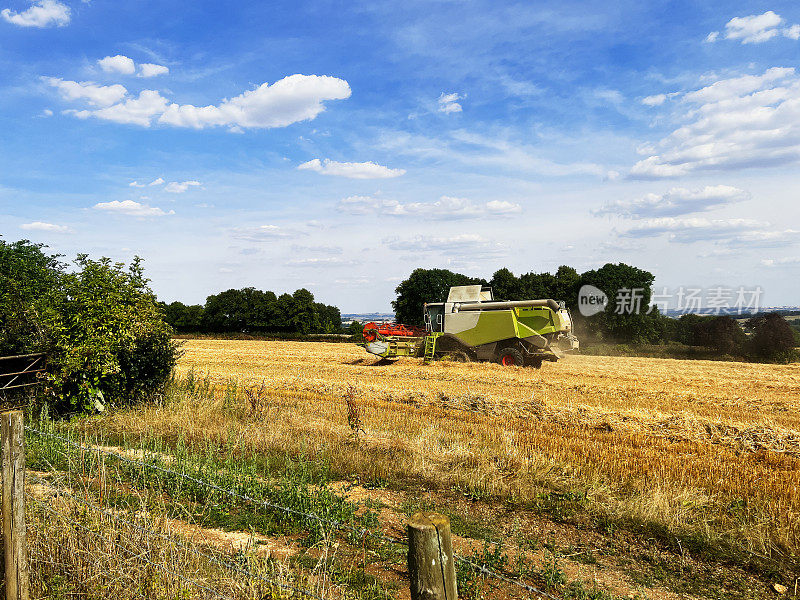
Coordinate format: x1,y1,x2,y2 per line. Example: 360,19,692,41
95,338,800,597
173,341,800,547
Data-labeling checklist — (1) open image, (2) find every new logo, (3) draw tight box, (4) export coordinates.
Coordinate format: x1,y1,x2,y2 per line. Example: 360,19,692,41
578,285,608,317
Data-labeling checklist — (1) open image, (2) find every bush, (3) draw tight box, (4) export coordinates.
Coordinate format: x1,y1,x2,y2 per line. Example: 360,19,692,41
0,240,179,414
695,316,746,355
347,320,363,342
746,313,799,363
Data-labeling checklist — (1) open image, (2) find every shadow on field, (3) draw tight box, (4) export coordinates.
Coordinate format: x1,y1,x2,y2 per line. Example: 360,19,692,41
345,358,396,367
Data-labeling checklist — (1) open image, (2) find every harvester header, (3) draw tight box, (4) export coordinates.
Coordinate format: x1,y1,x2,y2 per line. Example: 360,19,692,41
361,285,578,368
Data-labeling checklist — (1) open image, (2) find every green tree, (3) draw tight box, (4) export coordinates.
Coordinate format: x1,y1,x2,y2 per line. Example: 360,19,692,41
347,320,363,341
489,268,520,301
163,301,204,332
393,268,482,326
0,239,63,355
291,288,320,334
746,313,798,362
675,314,711,345
577,263,660,343
553,265,581,309
316,303,342,334
694,316,746,354
274,293,294,331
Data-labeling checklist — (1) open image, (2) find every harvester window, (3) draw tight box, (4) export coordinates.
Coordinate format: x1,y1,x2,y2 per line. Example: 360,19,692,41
425,305,444,332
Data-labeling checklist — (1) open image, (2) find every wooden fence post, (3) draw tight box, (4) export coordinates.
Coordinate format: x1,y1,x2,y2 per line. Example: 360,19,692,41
2,411,29,600
407,512,457,600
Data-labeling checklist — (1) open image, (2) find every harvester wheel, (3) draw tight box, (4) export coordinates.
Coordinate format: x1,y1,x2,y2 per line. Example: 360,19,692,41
498,348,524,367
444,350,471,363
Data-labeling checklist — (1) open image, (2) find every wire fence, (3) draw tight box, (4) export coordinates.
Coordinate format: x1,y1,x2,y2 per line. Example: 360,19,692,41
24,423,563,600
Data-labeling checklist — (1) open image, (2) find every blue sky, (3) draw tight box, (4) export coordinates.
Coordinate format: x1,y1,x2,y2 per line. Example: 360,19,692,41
2,1,799,311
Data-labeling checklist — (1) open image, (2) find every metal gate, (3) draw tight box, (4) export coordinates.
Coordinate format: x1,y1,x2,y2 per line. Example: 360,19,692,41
0,353,46,392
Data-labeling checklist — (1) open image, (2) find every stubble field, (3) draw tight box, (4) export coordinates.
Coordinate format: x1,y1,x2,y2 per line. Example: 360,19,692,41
169,341,800,554
90,338,800,598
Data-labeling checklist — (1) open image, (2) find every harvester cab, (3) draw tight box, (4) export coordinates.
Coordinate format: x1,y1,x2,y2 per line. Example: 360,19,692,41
362,285,579,368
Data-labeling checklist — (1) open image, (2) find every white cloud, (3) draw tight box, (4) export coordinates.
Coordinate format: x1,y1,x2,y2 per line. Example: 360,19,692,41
761,257,800,267
598,239,645,253
139,63,169,78
164,180,201,193
53,74,350,130
96,56,168,78
20,221,71,233
1,0,69,27
158,74,350,129
285,257,360,267
383,233,508,258
43,77,127,107
128,177,164,187
381,129,609,178
298,158,405,179
438,92,463,114
485,199,523,214
98,55,136,75
290,244,343,255
337,194,520,218
231,225,296,241
708,11,800,44
69,90,170,126
682,67,792,103
595,185,750,218
641,94,666,106
93,200,174,217
630,67,800,178
620,217,799,246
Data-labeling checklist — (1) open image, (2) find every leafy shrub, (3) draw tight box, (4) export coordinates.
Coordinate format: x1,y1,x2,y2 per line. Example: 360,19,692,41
0,239,179,413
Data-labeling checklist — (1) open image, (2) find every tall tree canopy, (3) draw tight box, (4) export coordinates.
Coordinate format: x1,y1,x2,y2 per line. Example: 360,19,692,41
394,264,665,343
392,268,482,327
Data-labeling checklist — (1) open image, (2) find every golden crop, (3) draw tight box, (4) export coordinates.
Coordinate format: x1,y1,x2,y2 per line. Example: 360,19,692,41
137,339,800,559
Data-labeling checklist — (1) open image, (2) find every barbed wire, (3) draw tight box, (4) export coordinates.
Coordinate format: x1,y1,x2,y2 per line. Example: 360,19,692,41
27,494,231,600
28,474,326,600
25,425,405,548
27,425,562,599
453,554,561,600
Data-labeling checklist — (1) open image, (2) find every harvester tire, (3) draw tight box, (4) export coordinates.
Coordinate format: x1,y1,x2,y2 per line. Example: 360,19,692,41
444,350,471,363
497,348,524,367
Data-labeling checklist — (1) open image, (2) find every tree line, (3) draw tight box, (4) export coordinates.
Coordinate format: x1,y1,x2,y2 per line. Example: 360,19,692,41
392,265,799,362
163,287,342,334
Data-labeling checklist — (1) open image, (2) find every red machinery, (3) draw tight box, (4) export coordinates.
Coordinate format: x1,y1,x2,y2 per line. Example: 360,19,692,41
362,322,425,342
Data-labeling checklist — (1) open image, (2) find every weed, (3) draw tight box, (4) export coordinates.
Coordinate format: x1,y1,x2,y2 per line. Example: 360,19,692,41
345,385,365,442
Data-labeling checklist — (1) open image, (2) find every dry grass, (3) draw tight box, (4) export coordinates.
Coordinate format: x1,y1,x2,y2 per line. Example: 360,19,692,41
97,339,800,564
26,481,329,600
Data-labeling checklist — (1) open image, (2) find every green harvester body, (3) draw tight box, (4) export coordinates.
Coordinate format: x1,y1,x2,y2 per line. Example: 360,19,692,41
362,285,578,368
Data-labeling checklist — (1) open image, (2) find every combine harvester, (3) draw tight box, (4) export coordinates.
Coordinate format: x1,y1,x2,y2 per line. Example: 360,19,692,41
361,285,579,368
